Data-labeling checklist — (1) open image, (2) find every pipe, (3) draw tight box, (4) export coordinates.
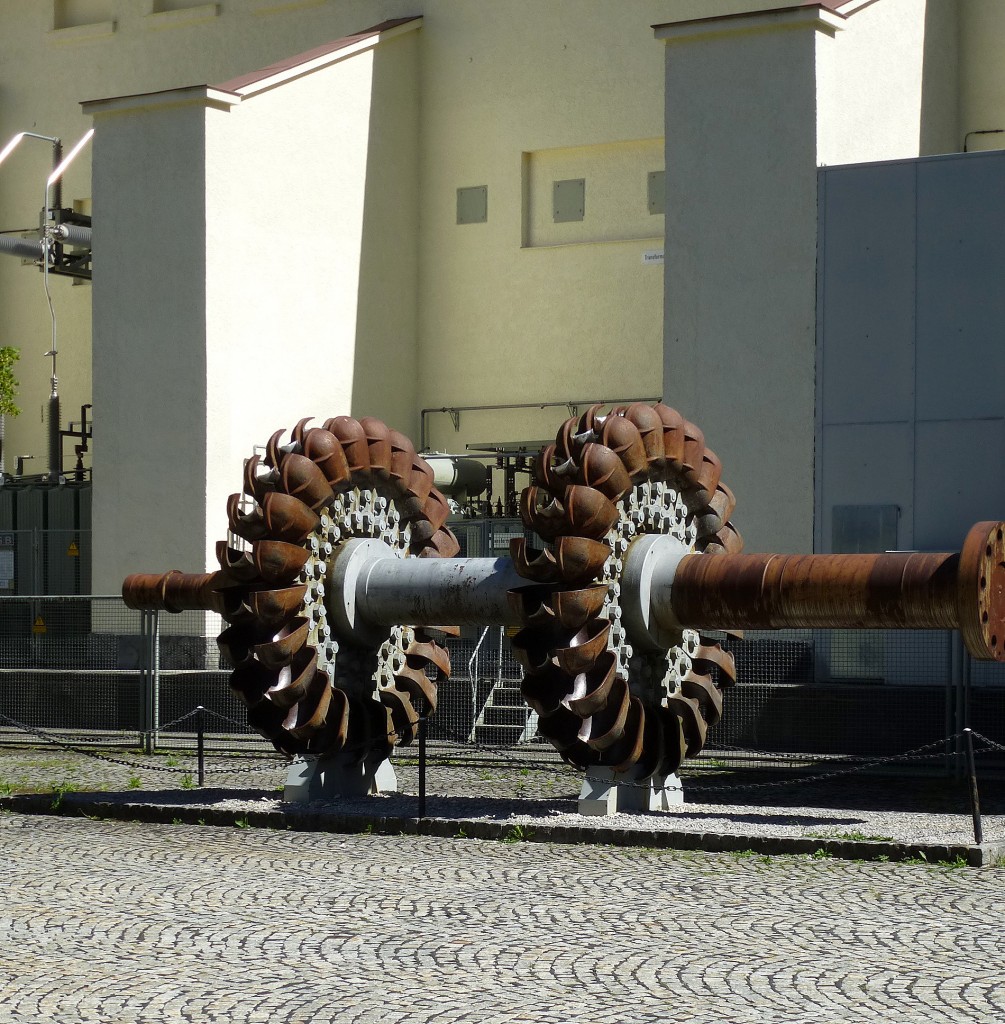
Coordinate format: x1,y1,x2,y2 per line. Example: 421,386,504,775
53,223,91,247
419,396,660,451
0,235,43,260
423,454,488,497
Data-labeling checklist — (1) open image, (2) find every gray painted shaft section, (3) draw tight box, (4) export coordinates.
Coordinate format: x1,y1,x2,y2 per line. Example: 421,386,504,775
356,556,527,627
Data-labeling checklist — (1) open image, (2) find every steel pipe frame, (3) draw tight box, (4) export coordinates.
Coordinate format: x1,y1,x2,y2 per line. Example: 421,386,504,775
123,519,1005,662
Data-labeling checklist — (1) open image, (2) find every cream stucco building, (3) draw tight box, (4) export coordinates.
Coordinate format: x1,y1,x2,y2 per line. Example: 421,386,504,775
0,0,1003,593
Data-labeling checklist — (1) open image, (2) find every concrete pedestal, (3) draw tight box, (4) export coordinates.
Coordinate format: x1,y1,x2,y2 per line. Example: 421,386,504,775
578,768,683,816
284,750,398,803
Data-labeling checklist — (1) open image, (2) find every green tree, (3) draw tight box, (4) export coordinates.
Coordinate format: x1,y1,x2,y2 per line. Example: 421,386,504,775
0,346,21,479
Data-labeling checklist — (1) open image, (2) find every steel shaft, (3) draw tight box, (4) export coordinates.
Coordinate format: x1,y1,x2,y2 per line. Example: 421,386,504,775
665,521,1005,661
122,521,1005,661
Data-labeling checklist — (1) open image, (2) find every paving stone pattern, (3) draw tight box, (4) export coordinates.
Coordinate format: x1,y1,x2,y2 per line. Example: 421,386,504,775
1,814,1003,1023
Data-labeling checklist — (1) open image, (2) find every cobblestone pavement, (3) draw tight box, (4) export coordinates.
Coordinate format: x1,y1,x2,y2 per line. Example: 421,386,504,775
0,814,1003,1024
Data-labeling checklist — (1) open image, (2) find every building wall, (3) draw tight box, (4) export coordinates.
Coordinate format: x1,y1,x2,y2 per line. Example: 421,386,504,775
817,149,1005,554
90,93,209,592
959,0,1005,150
0,0,699,588
658,0,973,554
816,0,934,165
662,15,822,553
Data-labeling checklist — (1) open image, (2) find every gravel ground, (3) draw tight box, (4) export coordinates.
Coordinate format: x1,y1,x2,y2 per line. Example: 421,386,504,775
1,741,1001,847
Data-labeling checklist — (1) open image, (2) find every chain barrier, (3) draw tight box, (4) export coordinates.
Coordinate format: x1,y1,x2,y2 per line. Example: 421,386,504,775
0,710,286,776
2,699,1002,796
682,735,959,795
972,731,1005,755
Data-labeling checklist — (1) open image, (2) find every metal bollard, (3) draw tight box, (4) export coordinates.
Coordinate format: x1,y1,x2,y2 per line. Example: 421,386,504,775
964,727,983,845
196,706,205,788
418,711,427,819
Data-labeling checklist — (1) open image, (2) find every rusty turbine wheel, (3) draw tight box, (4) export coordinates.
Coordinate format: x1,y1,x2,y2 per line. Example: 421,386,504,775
215,416,459,759
510,402,741,779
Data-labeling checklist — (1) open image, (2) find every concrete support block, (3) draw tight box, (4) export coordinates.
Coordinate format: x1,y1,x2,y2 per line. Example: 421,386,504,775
578,767,683,816
284,751,398,803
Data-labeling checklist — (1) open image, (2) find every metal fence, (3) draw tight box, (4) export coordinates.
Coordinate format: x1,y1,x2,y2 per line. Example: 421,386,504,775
0,594,1002,776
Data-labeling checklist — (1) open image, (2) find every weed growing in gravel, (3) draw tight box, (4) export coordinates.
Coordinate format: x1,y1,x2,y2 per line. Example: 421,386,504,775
811,848,834,860
454,827,468,839
50,781,77,809
127,775,142,790
502,824,531,843
234,816,251,829
179,773,194,790
171,818,183,825
809,830,894,843
164,755,180,768
0,779,13,797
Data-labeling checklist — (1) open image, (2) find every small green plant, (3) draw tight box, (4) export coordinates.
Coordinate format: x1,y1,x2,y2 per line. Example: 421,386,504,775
164,755,180,768
171,817,183,825
454,827,468,839
50,781,77,809
811,847,834,860
502,824,530,844
179,773,194,790
0,779,13,797
809,830,894,843
127,775,142,790
734,849,759,859
234,816,251,830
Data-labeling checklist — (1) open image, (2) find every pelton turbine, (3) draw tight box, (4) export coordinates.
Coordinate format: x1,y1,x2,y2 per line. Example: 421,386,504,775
123,404,1005,781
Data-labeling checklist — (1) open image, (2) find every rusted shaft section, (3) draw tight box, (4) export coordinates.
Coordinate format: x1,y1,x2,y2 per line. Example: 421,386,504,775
122,571,228,614
670,551,959,629
667,521,1005,662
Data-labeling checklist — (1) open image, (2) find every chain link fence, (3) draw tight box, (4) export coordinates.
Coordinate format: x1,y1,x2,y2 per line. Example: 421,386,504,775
0,598,1003,777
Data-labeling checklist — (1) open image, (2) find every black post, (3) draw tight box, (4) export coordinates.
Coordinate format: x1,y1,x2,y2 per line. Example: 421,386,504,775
197,706,205,788
964,727,982,845
418,712,427,819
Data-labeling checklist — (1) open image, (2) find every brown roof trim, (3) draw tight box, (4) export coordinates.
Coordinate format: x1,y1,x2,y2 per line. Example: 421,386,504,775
215,16,421,95
653,0,884,32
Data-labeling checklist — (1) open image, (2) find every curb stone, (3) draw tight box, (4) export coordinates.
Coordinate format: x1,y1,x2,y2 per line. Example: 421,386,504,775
3,792,1002,866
